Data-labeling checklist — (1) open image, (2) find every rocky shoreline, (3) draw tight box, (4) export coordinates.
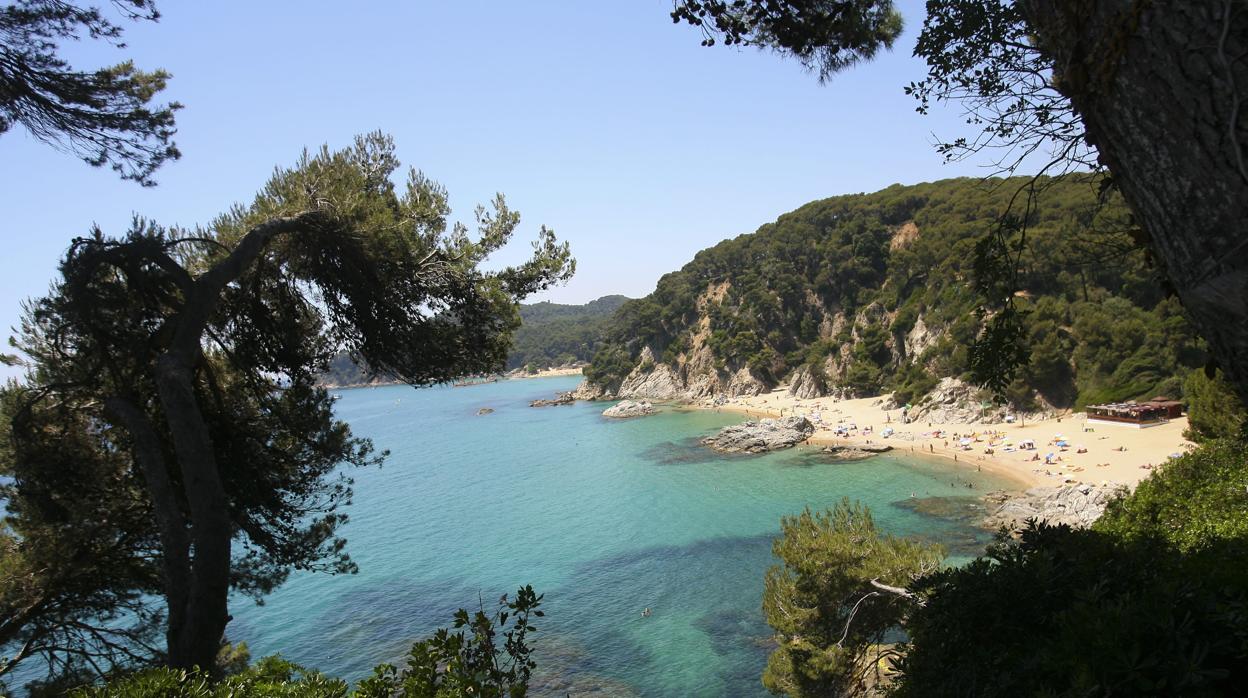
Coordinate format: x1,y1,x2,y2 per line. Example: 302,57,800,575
980,483,1127,531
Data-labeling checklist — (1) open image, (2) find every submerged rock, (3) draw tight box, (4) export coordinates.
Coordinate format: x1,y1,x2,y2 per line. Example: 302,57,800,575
701,416,815,454
819,443,893,461
602,400,656,418
981,483,1127,531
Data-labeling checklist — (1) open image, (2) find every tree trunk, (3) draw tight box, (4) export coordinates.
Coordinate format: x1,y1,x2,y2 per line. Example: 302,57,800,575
103,397,193,668
154,356,233,671
1025,1,1248,404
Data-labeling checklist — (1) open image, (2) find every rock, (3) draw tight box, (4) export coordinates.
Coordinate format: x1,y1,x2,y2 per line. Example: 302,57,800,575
787,364,827,399
602,400,656,418
617,363,685,400
476,407,494,415
617,348,686,400
725,367,766,397
981,483,1128,531
530,391,575,407
702,416,815,454
570,380,610,401
820,444,893,460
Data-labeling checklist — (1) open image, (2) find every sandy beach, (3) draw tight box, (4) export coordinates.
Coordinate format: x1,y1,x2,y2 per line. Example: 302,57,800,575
694,387,1194,489
509,366,584,380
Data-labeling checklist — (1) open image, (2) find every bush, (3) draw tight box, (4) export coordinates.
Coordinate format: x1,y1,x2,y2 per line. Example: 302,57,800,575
75,587,544,698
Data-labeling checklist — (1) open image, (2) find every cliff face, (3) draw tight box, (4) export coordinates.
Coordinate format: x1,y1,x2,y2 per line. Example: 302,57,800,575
580,177,1205,416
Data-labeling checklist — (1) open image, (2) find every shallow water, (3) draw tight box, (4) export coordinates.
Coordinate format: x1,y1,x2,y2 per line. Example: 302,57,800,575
223,376,1014,696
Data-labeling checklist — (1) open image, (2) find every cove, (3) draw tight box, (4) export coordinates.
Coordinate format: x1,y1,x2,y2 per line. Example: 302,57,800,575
228,376,1016,696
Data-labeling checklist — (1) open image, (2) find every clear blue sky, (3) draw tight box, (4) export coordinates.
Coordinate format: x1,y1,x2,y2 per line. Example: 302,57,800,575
1,0,1003,364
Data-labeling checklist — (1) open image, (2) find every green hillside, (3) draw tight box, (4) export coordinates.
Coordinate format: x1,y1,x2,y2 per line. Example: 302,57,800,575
586,176,1205,409
507,295,630,370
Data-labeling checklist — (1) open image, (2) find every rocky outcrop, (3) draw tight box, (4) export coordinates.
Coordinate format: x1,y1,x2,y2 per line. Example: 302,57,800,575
725,367,766,397
903,314,939,359
820,443,893,461
616,347,685,400
787,364,827,399
570,380,611,401
602,400,656,418
530,392,575,407
701,416,815,454
981,483,1128,531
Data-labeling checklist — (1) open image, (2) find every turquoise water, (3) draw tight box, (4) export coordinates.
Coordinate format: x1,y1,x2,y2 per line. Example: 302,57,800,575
227,376,1014,696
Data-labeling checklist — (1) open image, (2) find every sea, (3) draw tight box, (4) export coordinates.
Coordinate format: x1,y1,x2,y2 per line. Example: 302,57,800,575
221,375,1014,696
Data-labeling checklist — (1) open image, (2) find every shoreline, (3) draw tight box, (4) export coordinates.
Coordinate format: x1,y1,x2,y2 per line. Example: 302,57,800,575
676,387,1194,491
324,367,584,391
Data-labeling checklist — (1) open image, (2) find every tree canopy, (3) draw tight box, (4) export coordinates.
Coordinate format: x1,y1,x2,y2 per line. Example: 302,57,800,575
0,0,180,185
1,132,573,680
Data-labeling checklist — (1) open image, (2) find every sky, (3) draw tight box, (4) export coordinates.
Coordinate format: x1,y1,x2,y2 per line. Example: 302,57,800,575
0,0,1005,369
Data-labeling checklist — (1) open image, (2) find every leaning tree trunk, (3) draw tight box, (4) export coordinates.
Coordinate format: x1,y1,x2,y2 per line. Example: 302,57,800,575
1025,0,1248,404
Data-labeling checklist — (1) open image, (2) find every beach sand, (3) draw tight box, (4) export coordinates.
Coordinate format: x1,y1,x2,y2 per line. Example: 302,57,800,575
509,366,584,380
694,387,1194,490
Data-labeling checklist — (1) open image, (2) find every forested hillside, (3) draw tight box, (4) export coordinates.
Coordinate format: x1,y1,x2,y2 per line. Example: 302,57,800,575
319,295,628,385
585,176,1205,410
507,295,629,370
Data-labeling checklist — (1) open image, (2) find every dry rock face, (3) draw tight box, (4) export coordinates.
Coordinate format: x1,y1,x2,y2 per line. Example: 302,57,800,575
570,380,610,401
602,400,656,418
787,364,827,399
982,483,1127,531
702,416,815,454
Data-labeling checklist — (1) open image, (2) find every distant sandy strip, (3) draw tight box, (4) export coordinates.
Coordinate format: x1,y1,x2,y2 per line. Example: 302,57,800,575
508,367,584,380
691,387,1194,490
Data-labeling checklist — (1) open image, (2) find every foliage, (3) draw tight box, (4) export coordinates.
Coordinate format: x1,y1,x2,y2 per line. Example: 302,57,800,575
1095,438,1248,580
761,500,942,697
671,1,904,79
318,296,627,385
588,176,1202,407
889,438,1248,695
505,295,628,370
1182,369,1248,442
0,1,181,184
72,587,544,698
0,384,164,684
2,133,572,674
354,585,543,698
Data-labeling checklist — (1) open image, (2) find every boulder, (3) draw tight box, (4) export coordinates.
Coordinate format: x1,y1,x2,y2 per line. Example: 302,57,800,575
702,416,815,454
602,400,656,418
981,483,1128,531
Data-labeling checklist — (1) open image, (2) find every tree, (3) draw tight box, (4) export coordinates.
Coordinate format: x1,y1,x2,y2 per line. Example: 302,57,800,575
672,0,1248,408
1183,368,1248,441
0,389,164,685
761,500,942,697
0,1,180,185
3,132,573,675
